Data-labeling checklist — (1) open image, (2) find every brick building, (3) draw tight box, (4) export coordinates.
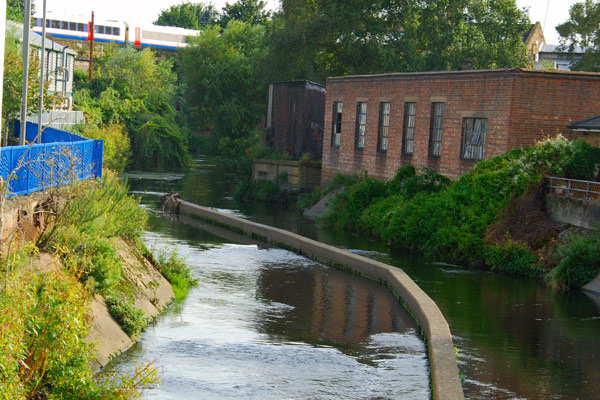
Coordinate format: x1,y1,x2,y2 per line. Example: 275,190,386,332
322,68,600,183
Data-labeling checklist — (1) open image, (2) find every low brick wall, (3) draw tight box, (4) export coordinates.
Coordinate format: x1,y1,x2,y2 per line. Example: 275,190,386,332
176,199,464,400
546,195,600,230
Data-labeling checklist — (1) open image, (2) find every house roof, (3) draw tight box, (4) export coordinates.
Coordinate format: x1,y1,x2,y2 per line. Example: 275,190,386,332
570,115,600,131
540,44,585,54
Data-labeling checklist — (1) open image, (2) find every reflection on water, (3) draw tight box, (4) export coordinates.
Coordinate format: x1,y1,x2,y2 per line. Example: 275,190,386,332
123,164,600,400
105,227,430,399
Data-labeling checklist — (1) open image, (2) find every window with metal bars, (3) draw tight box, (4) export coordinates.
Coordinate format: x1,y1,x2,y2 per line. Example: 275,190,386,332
331,102,343,147
429,103,445,157
461,118,487,160
402,102,416,154
355,102,367,149
378,102,391,151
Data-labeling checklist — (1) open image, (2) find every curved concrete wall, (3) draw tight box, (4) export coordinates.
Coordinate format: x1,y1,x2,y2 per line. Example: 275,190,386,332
177,200,464,400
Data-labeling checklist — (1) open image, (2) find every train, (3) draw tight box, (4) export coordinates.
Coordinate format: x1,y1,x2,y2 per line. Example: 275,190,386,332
31,12,200,50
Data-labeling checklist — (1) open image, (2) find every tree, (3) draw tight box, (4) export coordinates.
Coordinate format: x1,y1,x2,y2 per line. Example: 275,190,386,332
179,21,268,153
154,2,217,29
219,0,271,28
6,0,34,22
556,0,600,71
74,47,189,171
266,0,531,83
2,31,47,136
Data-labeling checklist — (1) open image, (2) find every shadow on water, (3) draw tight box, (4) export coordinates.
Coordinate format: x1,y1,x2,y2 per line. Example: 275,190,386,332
122,163,600,400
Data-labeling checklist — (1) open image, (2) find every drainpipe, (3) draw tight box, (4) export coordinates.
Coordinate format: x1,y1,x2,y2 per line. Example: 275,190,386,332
0,0,6,147
61,46,69,96
36,0,47,144
19,0,32,145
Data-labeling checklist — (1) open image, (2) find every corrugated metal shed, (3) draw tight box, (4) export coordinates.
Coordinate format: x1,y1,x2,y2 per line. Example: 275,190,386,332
265,80,326,160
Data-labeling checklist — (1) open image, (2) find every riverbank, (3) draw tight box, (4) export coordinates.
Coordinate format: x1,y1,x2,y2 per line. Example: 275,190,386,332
305,136,600,290
0,174,195,398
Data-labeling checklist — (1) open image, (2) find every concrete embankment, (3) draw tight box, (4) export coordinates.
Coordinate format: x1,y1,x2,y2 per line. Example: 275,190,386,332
2,195,175,373
169,198,464,400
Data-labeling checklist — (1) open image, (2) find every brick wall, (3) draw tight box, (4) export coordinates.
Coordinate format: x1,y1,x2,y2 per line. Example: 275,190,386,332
321,69,600,184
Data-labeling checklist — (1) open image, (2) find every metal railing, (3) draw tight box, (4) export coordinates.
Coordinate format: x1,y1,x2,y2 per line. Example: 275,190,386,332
0,122,103,197
546,176,600,201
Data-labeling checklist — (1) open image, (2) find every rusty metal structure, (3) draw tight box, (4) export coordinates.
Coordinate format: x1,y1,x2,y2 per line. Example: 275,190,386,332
265,80,326,160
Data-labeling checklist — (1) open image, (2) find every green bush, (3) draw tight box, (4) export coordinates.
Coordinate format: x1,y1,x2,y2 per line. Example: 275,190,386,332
105,296,147,338
77,123,132,173
233,178,281,203
485,240,541,277
550,233,600,288
156,251,197,301
321,137,600,274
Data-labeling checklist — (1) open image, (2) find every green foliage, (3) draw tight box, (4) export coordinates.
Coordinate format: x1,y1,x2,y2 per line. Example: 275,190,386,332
179,21,268,155
550,232,600,288
154,2,217,29
0,264,157,399
561,139,600,180
323,176,388,231
2,30,49,131
557,0,600,71
297,187,322,210
75,123,132,173
39,172,148,249
387,165,451,199
105,296,147,338
6,0,31,21
74,47,188,171
233,178,281,203
323,137,600,274
219,0,271,28
156,251,198,301
485,240,541,277
267,0,531,82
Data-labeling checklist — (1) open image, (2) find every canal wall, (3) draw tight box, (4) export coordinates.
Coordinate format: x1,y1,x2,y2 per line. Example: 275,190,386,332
545,194,600,230
172,198,464,400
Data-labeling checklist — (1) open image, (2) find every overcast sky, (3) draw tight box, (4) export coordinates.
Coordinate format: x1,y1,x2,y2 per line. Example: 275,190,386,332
33,0,580,44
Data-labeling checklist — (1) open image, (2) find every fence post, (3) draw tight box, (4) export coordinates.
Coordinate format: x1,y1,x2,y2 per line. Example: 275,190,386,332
587,181,590,201
549,177,553,195
567,179,572,198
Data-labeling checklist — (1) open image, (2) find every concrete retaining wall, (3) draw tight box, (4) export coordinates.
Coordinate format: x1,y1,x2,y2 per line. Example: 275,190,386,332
177,200,464,400
546,195,600,230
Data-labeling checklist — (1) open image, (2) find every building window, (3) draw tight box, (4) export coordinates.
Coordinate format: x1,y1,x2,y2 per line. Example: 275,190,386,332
402,102,416,154
355,102,367,149
429,103,445,157
461,118,487,160
378,102,391,151
332,102,343,147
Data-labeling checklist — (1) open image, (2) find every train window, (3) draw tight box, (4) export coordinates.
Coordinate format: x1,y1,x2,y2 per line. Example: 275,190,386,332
113,27,120,36
35,18,41,27
79,23,86,32
69,22,76,31
46,19,51,28
61,21,68,29
52,20,60,29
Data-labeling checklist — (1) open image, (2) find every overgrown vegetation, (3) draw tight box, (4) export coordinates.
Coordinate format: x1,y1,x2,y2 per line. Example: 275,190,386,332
321,137,600,287
0,173,196,398
155,251,198,301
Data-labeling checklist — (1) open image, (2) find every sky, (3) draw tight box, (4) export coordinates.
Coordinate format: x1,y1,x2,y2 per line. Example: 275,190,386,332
33,0,579,44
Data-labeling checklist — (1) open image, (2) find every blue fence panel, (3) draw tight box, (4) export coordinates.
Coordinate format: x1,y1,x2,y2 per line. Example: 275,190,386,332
1,123,104,197
14,121,88,143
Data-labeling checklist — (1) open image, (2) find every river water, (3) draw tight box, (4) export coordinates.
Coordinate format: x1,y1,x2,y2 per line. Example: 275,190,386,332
113,161,600,399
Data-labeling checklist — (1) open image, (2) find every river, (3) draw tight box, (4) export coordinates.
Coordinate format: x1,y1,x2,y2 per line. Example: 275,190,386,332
112,161,600,399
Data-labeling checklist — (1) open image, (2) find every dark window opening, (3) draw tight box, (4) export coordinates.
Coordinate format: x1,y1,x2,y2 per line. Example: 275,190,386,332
332,102,343,147
402,102,416,154
461,118,487,160
429,103,445,157
355,102,367,149
378,102,391,152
